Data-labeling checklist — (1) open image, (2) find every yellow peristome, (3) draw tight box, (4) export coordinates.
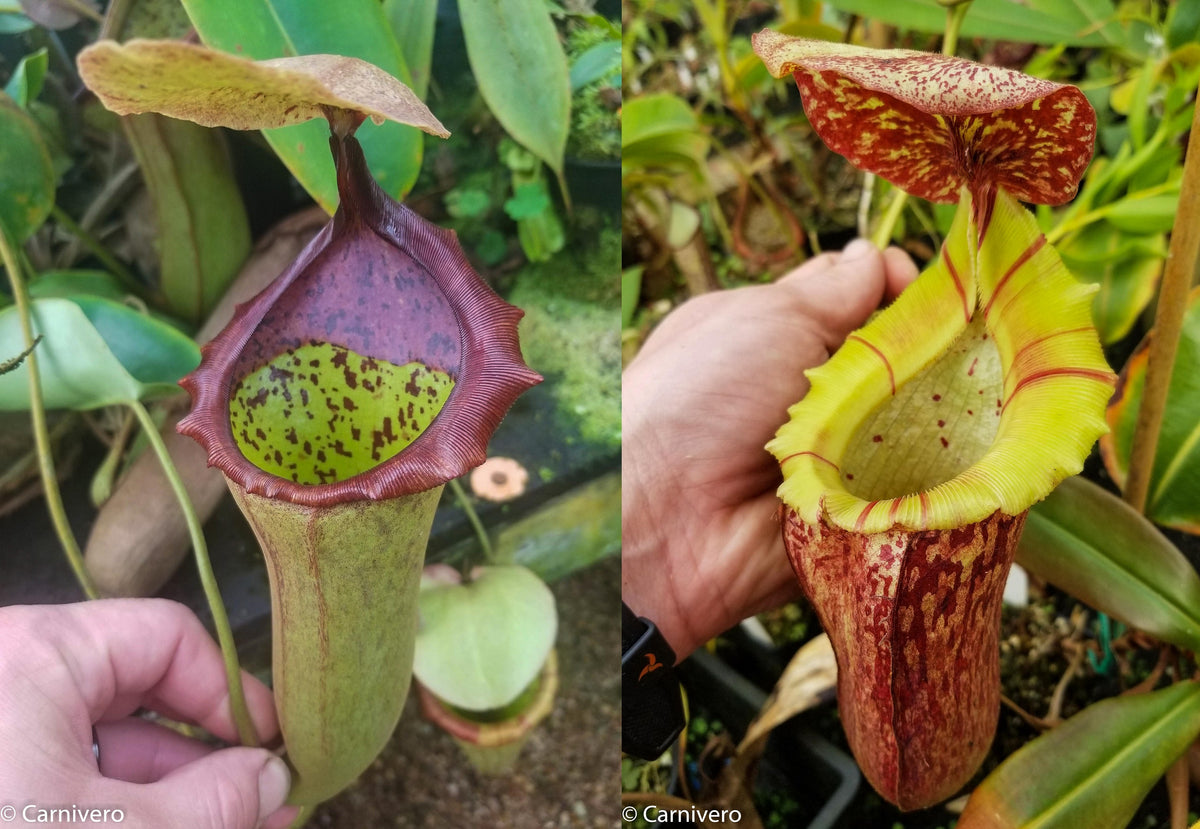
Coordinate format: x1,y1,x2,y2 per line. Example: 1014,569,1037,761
768,189,1115,533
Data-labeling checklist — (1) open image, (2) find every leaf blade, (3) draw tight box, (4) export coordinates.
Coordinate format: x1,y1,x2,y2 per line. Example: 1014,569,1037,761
1101,286,1200,532
458,0,570,179
959,682,1200,829
1016,475,1200,653
180,0,432,207
0,92,54,242
0,297,199,410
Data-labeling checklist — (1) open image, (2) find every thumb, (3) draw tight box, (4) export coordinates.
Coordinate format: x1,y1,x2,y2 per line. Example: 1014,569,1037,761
128,748,292,829
776,238,889,351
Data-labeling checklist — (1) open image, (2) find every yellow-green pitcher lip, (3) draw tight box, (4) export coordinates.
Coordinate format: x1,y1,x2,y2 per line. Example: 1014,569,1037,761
767,189,1116,533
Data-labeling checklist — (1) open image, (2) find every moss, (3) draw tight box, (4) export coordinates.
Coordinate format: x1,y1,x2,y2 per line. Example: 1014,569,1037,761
508,223,620,449
565,26,619,161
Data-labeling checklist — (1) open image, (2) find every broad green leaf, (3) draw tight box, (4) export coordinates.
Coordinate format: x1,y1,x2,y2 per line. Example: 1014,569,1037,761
384,0,437,99
180,0,429,209
0,297,199,410
458,0,570,182
0,93,54,242
1169,0,1200,51
122,113,252,326
824,0,1123,48
3,48,47,108
570,39,620,91
1059,224,1164,344
958,682,1200,829
622,96,709,189
413,565,557,711
1029,0,1135,54
0,12,35,32
1104,194,1180,235
28,269,188,332
1017,476,1200,653
80,4,254,326
622,92,701,148
29,269,129,301
1102,286,1200,533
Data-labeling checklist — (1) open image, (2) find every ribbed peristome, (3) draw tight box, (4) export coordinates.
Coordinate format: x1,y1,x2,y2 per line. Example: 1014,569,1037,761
767,189,1116,533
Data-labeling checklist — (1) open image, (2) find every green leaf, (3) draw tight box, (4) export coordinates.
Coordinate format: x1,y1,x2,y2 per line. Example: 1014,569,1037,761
0,93,54,242
622,133,710,187
121,114,252,326
0,12,35,33
1059,224,1164,344
413,565,557,711
958,682,1200,829
1016,476,1200,653
1104,194,1180,235
458,0,570,181
180,0,427,208
824,0,1122,48
622,92,700,148
28,269,130,302
1168,0,1200,51
0,297,200,410
570,39,620,91
3,48,48,108
621,265,643,329
28,269,189,332
384,0,437,100
1102,287,1200,533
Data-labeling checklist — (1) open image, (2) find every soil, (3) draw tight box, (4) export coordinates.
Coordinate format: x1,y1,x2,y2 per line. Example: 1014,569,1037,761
307,555,620,829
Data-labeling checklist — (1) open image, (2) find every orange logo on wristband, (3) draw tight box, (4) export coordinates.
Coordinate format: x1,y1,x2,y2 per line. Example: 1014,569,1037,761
639,653,665,681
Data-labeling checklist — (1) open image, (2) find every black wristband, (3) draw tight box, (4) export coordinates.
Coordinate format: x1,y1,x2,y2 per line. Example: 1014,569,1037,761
621,602,685,760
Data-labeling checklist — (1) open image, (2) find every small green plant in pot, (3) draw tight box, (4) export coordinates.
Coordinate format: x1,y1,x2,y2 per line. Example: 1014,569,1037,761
414,562,558,775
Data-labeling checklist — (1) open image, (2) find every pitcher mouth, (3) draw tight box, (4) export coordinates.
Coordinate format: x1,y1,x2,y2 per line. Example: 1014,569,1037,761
768,189,1115,534
178,133,541,507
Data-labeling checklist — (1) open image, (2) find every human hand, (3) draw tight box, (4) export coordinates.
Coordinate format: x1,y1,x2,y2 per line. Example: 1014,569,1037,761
622,240,919,658
0,599,297,829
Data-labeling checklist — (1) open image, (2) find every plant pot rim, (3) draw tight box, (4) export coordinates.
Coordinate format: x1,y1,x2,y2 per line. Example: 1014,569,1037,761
417,650,558,747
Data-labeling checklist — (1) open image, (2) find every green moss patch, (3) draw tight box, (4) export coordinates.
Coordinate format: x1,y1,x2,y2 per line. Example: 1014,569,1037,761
507,224,620,449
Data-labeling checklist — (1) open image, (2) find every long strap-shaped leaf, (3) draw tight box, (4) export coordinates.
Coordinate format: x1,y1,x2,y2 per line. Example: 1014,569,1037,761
959,682,1200,829
769,189,1114,532
1017,475,1200,653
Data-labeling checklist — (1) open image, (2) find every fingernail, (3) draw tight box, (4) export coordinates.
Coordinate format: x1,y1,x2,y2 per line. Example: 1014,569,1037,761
257,757,291,820
842,238,877,260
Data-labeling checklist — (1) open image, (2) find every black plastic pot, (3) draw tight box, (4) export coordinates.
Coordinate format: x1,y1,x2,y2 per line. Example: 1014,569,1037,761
565,156,621,213
678,648,859,829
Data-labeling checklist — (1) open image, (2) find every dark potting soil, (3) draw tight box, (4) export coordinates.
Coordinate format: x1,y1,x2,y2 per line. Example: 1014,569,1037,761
306,555,621,829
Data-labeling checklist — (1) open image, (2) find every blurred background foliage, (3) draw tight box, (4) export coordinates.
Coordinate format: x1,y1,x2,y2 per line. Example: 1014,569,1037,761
621,0,1199,357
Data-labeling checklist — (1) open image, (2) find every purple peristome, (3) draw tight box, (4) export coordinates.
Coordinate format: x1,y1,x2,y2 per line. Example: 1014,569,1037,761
178,133,541,506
